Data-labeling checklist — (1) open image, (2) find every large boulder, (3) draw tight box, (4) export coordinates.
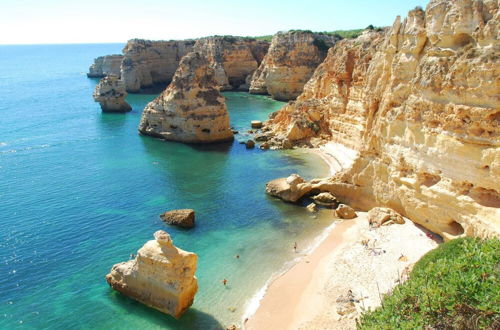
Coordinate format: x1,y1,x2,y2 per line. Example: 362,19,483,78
105,230,198,319
335,204,357,219
138,52,234,143
265,174,312,202
93,75,132,112
160,209,195,228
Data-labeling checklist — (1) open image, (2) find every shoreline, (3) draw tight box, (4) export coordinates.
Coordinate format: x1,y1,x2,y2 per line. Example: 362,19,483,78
239,145,342,326
242,147,438,329
244,214,438,329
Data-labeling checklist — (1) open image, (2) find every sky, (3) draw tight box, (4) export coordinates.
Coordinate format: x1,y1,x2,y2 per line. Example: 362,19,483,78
0,0,429,45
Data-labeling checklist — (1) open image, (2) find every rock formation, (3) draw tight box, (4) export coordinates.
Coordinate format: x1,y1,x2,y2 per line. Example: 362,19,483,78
138,52,234,143
335,204,357,219
249,31,339,100
160,209,195,228
87,54,123,78
264,0,500,239
265,174,312,202
193,36,269,90
105,230,198,319
121,39,195,92
93,75,132,112
368,207,405,227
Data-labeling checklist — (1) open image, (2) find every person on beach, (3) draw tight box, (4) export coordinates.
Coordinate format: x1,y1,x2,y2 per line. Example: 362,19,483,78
293,242,297,252
222,279,228,286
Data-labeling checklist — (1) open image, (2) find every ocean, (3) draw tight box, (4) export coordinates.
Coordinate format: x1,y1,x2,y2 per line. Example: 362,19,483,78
0,43,331,329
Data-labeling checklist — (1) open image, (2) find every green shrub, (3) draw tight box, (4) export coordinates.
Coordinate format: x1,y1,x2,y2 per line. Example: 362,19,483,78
358,237,500,329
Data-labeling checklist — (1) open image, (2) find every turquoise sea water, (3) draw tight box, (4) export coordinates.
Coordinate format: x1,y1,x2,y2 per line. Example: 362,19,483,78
0,44,330,329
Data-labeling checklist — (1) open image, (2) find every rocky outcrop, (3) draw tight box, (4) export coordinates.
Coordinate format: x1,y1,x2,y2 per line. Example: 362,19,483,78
105,230,198,319
265,174,312,202
266,0,500,239
87,54,123,78
193,36,269,90
264,0,500,239
160,209,195,228
121,39,195,92
335,204,357,219
93,75,131,112
368,207,405,227
138,52,234,143
249,31,340,101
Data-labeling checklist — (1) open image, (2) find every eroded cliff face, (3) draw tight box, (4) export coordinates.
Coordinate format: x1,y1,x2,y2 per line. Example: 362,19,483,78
87,54,123,78
92,75,131,112
138,52,234,143
265,0,500,239
193,36,269,90
121,39,195,92
106,231,198,319
249,31,339,101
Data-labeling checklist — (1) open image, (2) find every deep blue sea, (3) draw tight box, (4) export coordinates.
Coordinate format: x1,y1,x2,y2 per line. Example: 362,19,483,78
0,44,330,329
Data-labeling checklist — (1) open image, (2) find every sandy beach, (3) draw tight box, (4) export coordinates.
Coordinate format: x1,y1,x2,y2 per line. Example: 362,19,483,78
244,146,440,330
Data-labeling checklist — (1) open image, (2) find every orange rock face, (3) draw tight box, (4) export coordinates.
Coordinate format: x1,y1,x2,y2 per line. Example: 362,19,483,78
250,31,339,101
265,0,500,239
139,52,234,143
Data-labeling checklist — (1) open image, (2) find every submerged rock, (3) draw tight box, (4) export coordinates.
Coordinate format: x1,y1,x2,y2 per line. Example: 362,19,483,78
265,174,312,203
160,209,195,228
93,75,131,112
368,207,405,227
138,52,234,143
245,140,255,149
306,203,318,212
105,230,198,319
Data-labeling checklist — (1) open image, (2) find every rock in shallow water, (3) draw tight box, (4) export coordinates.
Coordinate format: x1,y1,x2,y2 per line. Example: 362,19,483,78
311,192,339,208
105,230,198,319
265,174,312,203
160,209,195,228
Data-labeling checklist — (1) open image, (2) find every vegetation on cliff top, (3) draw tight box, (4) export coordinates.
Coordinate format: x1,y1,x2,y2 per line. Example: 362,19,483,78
358,237,500,329
253,27,377,42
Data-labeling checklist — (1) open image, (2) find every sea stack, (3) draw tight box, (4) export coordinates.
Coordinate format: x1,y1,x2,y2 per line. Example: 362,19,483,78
93,75,132,112
138,52,234,143
105,230,198,319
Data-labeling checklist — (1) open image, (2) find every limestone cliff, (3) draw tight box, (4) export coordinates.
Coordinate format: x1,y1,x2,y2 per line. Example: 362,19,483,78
93,75,131,112
121,39,195,92
249,31,339,101
193,36,269,90
87,54,123,78
138,52,234,143
265,0,500,239
106,230,198,318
